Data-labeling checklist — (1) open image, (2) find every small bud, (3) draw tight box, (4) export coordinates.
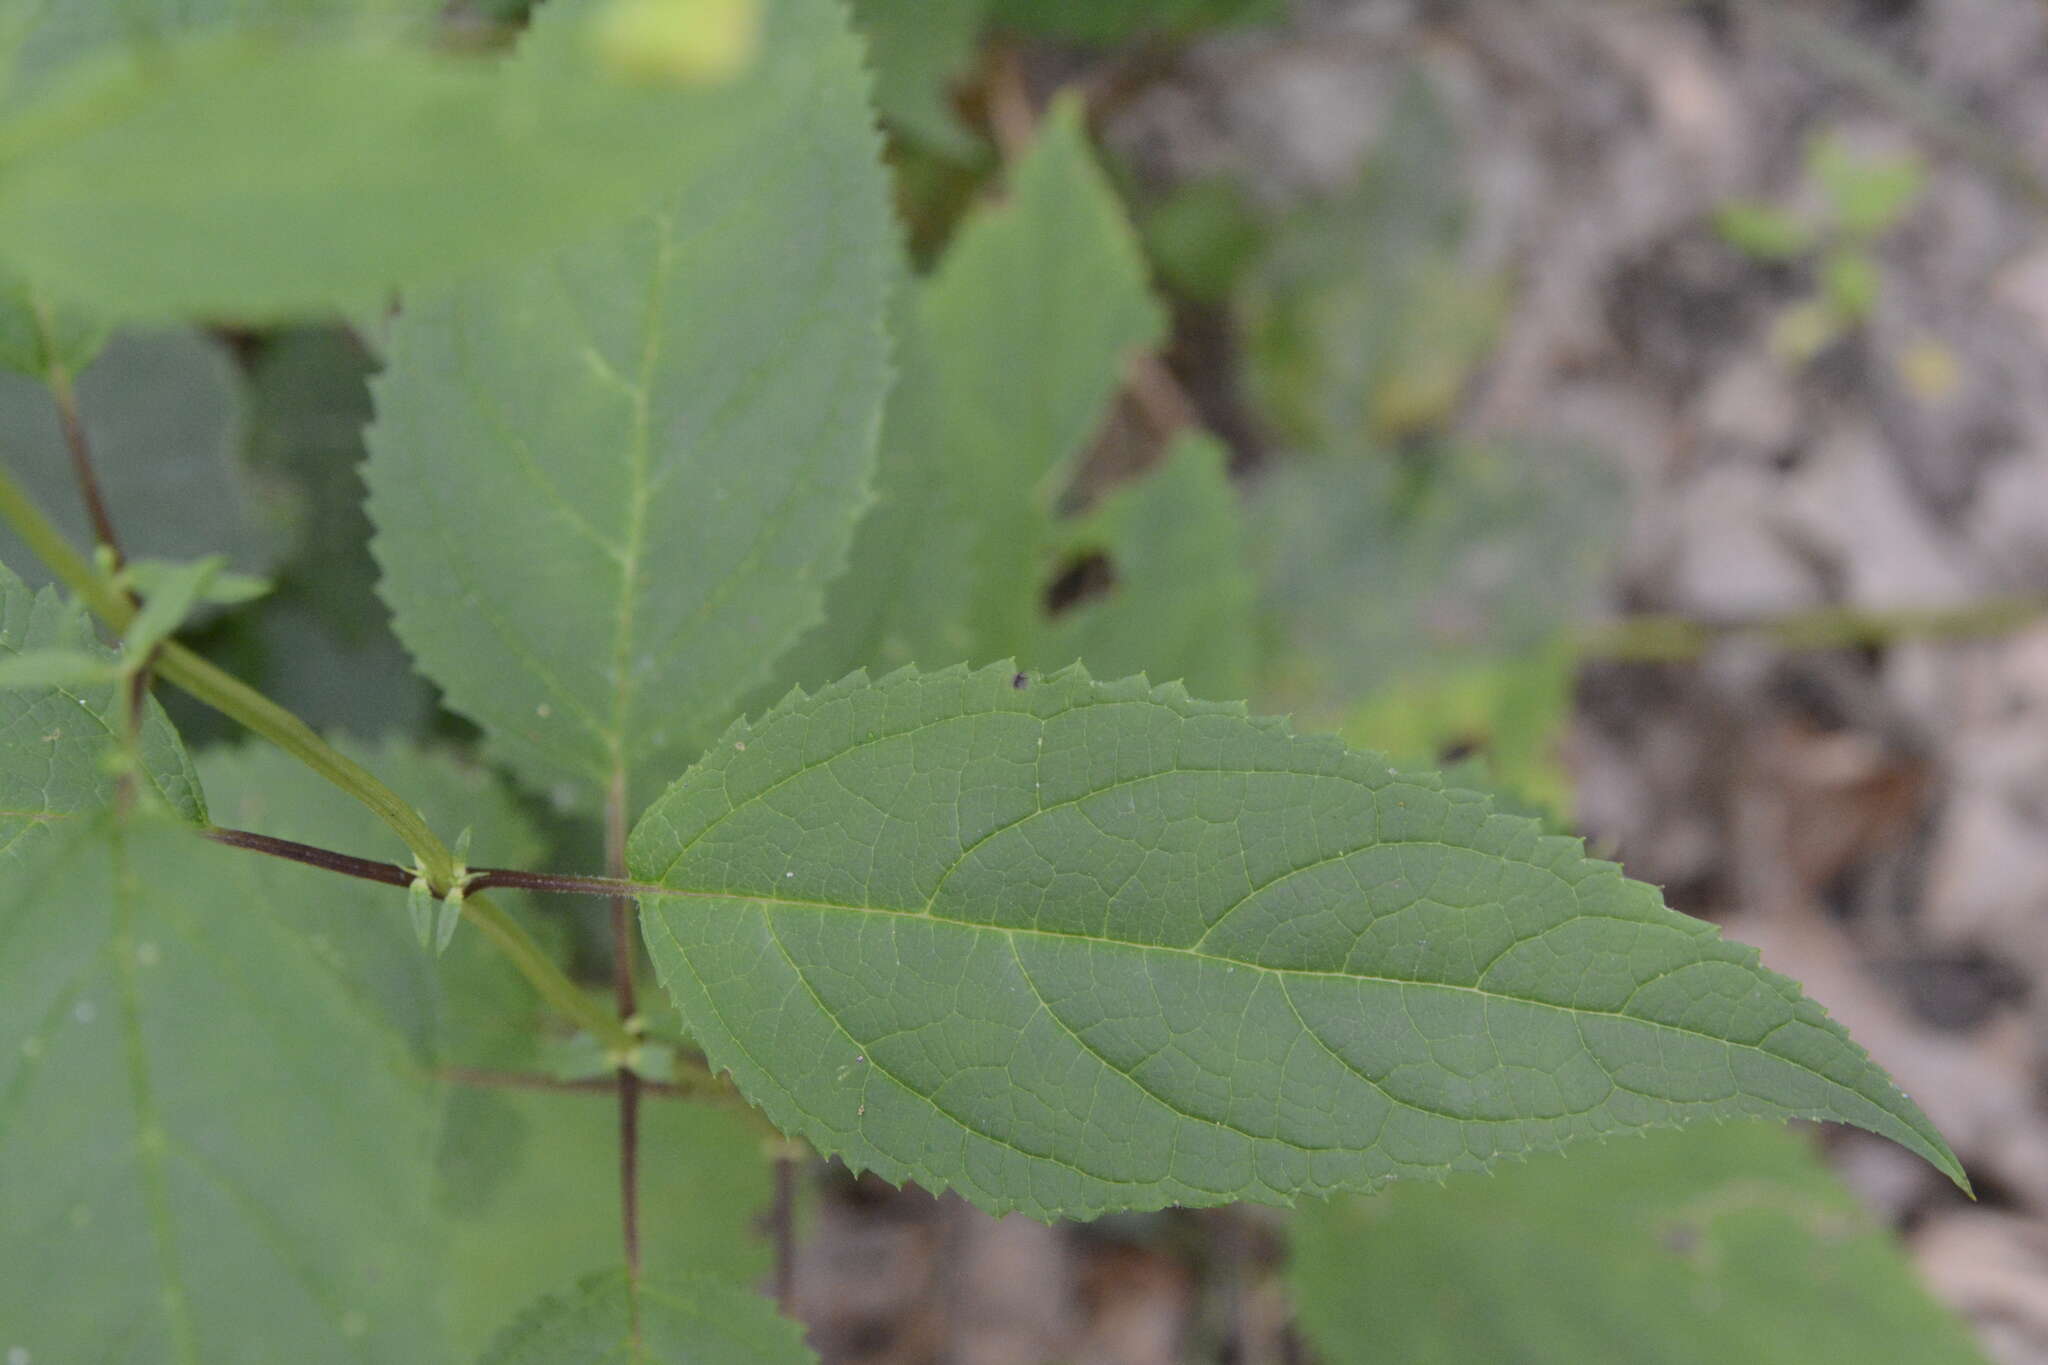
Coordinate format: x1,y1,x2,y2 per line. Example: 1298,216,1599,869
434,887,464,956
408,878,434,949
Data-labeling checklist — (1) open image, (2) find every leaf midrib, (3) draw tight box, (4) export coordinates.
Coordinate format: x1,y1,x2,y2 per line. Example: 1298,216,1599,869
605,211,675,785
645,878,1843,1083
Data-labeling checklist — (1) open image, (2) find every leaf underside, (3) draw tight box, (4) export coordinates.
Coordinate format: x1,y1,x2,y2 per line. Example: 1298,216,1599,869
367,0,893,812
631,663,1962,1221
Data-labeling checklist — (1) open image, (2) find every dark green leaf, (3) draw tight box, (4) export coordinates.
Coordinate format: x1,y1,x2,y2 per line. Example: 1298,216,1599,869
632,663,1962,1221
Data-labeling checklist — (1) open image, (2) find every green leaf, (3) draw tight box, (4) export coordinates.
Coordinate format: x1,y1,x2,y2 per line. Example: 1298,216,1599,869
410,875,437,948
366,0,893,812
192,738,773,1354
0,1,812,321
1142,174,1265,304
1809,135,1925,239
1341,638,1579,826
1290,1123,1987,1364
0,557,203,860
0,815,441,1360
0,329,276,592
1033,431,1254,701
1713,200,1818,261
125,556,271,608
479,1271,812,1364
632,663,1963,1221
1822,246,1882,321
119,553,227,659
1245,74,1502,451
0,644,113,687
1250,441,1624,713
238,327,437,739
0,261,106,378
0,0,439,112
849,0,989,155
773,95,1164,691
441,1096,773,1355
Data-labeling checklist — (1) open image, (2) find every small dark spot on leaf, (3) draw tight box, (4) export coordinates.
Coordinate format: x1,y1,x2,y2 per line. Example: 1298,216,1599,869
1012,672,1030,690
1662,1221,1701,1256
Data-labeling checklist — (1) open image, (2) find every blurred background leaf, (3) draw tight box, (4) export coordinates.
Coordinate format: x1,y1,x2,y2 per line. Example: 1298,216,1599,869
1291,1123,1988,1365
0,328,281,593
1243,74,1504,455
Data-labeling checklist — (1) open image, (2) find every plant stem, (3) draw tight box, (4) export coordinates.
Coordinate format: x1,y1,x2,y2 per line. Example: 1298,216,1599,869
39,341,157,750
1576,595,2048,662
201,824,674,901
42,347,122,562
0,464,455,876
468,865,670,898
154,642,457,874
203,825,417,888
0,462,634,1055
608,768,645,1301
468,890,636,1053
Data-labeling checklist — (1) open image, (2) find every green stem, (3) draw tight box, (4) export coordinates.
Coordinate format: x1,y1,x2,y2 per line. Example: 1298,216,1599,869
1577,595,2048,662
151,642,454,881
466,891,634,1054
0,462,634,1055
